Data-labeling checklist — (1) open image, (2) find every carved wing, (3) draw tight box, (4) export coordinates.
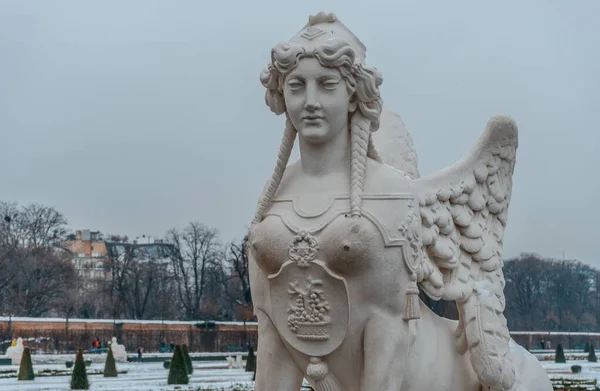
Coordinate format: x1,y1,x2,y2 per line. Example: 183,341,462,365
413,116,518,391
372,107,420,179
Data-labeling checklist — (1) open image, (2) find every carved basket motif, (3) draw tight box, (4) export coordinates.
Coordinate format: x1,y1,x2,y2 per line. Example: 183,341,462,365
268,232,349,357
295,321,331,341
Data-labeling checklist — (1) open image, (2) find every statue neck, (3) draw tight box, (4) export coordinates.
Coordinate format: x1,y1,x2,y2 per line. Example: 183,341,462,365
298,129,351,177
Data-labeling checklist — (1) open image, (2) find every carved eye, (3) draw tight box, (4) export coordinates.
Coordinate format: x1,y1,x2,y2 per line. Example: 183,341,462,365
287,79,304,91
321,80,339,90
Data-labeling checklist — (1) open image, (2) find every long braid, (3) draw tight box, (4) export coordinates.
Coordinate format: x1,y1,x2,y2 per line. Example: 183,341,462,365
350,110,371,218
367,133,383,162
252,118,297,224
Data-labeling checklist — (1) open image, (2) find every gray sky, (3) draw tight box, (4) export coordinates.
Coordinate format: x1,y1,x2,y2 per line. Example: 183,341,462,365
1,0,598,264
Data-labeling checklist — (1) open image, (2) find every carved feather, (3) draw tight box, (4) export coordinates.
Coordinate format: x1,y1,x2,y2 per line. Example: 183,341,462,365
413,115,518,391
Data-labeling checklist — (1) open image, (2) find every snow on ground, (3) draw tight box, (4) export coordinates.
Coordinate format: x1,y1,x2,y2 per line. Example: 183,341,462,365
0,361,254,391
542,360,600,382
1,353,599,390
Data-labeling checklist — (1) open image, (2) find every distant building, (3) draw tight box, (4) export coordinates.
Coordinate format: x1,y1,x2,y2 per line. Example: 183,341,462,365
65,230,176,290
65,230,110,289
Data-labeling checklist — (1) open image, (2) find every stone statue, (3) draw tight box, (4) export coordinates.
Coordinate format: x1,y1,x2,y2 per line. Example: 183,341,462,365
248,11,552,391
109,337,127,362
6,337,24,365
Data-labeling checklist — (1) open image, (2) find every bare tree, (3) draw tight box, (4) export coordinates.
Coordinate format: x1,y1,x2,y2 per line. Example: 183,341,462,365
0,202,73,317
220,236,253,319
104,242,136,319
5,248,77,317
166,222,220,320
504,253,548,330
0,202,68,250
124,259,172,320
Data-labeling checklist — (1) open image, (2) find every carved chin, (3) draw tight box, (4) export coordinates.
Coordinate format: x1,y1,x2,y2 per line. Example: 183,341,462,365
298,126,331,143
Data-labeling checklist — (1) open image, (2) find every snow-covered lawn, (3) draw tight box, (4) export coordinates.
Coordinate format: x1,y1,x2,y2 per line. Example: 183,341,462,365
542,360,600,384
0,361,254,391
1,354,599,390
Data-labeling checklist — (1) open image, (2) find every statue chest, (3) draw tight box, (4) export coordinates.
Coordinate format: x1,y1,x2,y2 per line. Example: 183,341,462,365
250,192,418,277
250,192,420,357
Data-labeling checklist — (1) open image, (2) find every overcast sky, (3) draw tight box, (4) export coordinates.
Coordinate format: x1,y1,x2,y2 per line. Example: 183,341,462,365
1,0,598,265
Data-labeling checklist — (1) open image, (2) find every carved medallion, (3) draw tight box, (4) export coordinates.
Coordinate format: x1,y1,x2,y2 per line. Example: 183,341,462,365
289,231,319,268
268,233,349,357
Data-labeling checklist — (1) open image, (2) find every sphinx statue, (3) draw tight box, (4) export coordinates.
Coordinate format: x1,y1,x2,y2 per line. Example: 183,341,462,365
6,337,24,365
248,11,552,391
109,337,127,362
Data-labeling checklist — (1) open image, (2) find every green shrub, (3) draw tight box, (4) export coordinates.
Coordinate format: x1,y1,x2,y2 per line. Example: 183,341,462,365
589,343,597,362
245,346,256,373
70,349,90,390
103,346,118,377
182,344,193,374
555,343,566,363
17,347,34,381
167,345,189,385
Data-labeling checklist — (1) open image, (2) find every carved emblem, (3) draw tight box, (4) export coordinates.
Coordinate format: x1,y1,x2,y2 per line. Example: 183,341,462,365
301,26,326,40
289,231,319,268
398,200,422,268
268,232,349,357
287,277,332,340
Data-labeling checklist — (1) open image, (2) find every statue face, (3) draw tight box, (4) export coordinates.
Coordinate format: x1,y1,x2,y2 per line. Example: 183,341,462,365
283,57,350,144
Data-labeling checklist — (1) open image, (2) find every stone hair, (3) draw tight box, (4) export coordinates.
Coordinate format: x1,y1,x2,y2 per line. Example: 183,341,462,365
253,39,383,224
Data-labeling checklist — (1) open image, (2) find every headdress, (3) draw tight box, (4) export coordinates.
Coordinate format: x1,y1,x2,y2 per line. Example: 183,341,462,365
288,12,367,63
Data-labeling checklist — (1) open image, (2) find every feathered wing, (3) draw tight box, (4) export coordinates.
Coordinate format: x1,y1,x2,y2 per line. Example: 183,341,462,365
372,107,420,179
412,116,519,391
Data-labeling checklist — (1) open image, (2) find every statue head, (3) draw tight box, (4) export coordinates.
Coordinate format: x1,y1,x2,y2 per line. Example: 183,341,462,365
254,12,384,223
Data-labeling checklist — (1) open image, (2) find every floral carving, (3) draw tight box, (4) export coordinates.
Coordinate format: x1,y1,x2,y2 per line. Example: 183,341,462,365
287,278,331,340
398,200,422,267
289,231,319,268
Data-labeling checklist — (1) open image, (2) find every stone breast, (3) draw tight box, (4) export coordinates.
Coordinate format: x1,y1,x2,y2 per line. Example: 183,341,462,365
251,193,415,276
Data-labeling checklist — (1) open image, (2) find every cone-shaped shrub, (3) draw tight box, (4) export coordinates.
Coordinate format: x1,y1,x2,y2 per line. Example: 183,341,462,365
555,343,566,363
245,346,256,373
17,347,34,381
585,341,590,353
167,345,189,385
588,343,597,362
103,345,118,377
181,344,193,374
70,349,90,390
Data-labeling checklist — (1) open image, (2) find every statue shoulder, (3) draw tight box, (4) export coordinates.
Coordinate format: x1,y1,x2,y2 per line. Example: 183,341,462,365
272,160,302,199
361,160,417,248
364,158,414,195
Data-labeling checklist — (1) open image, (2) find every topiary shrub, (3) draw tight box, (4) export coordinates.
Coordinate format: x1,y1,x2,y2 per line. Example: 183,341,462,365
18,347,34,381
103,345,118,377
245,346,256,373
555,343,566,363
588,343,597,362
182,344,193,374
65,361,74,369
70,349,90,390
167,345,189,385
571,364,582,373
163,360,170,369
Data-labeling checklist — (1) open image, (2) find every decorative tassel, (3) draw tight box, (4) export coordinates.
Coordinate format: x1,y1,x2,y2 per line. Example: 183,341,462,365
403,274,420,320
306,356,343,391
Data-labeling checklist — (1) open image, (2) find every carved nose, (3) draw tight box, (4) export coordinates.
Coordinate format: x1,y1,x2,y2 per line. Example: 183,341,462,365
305,101,321,111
